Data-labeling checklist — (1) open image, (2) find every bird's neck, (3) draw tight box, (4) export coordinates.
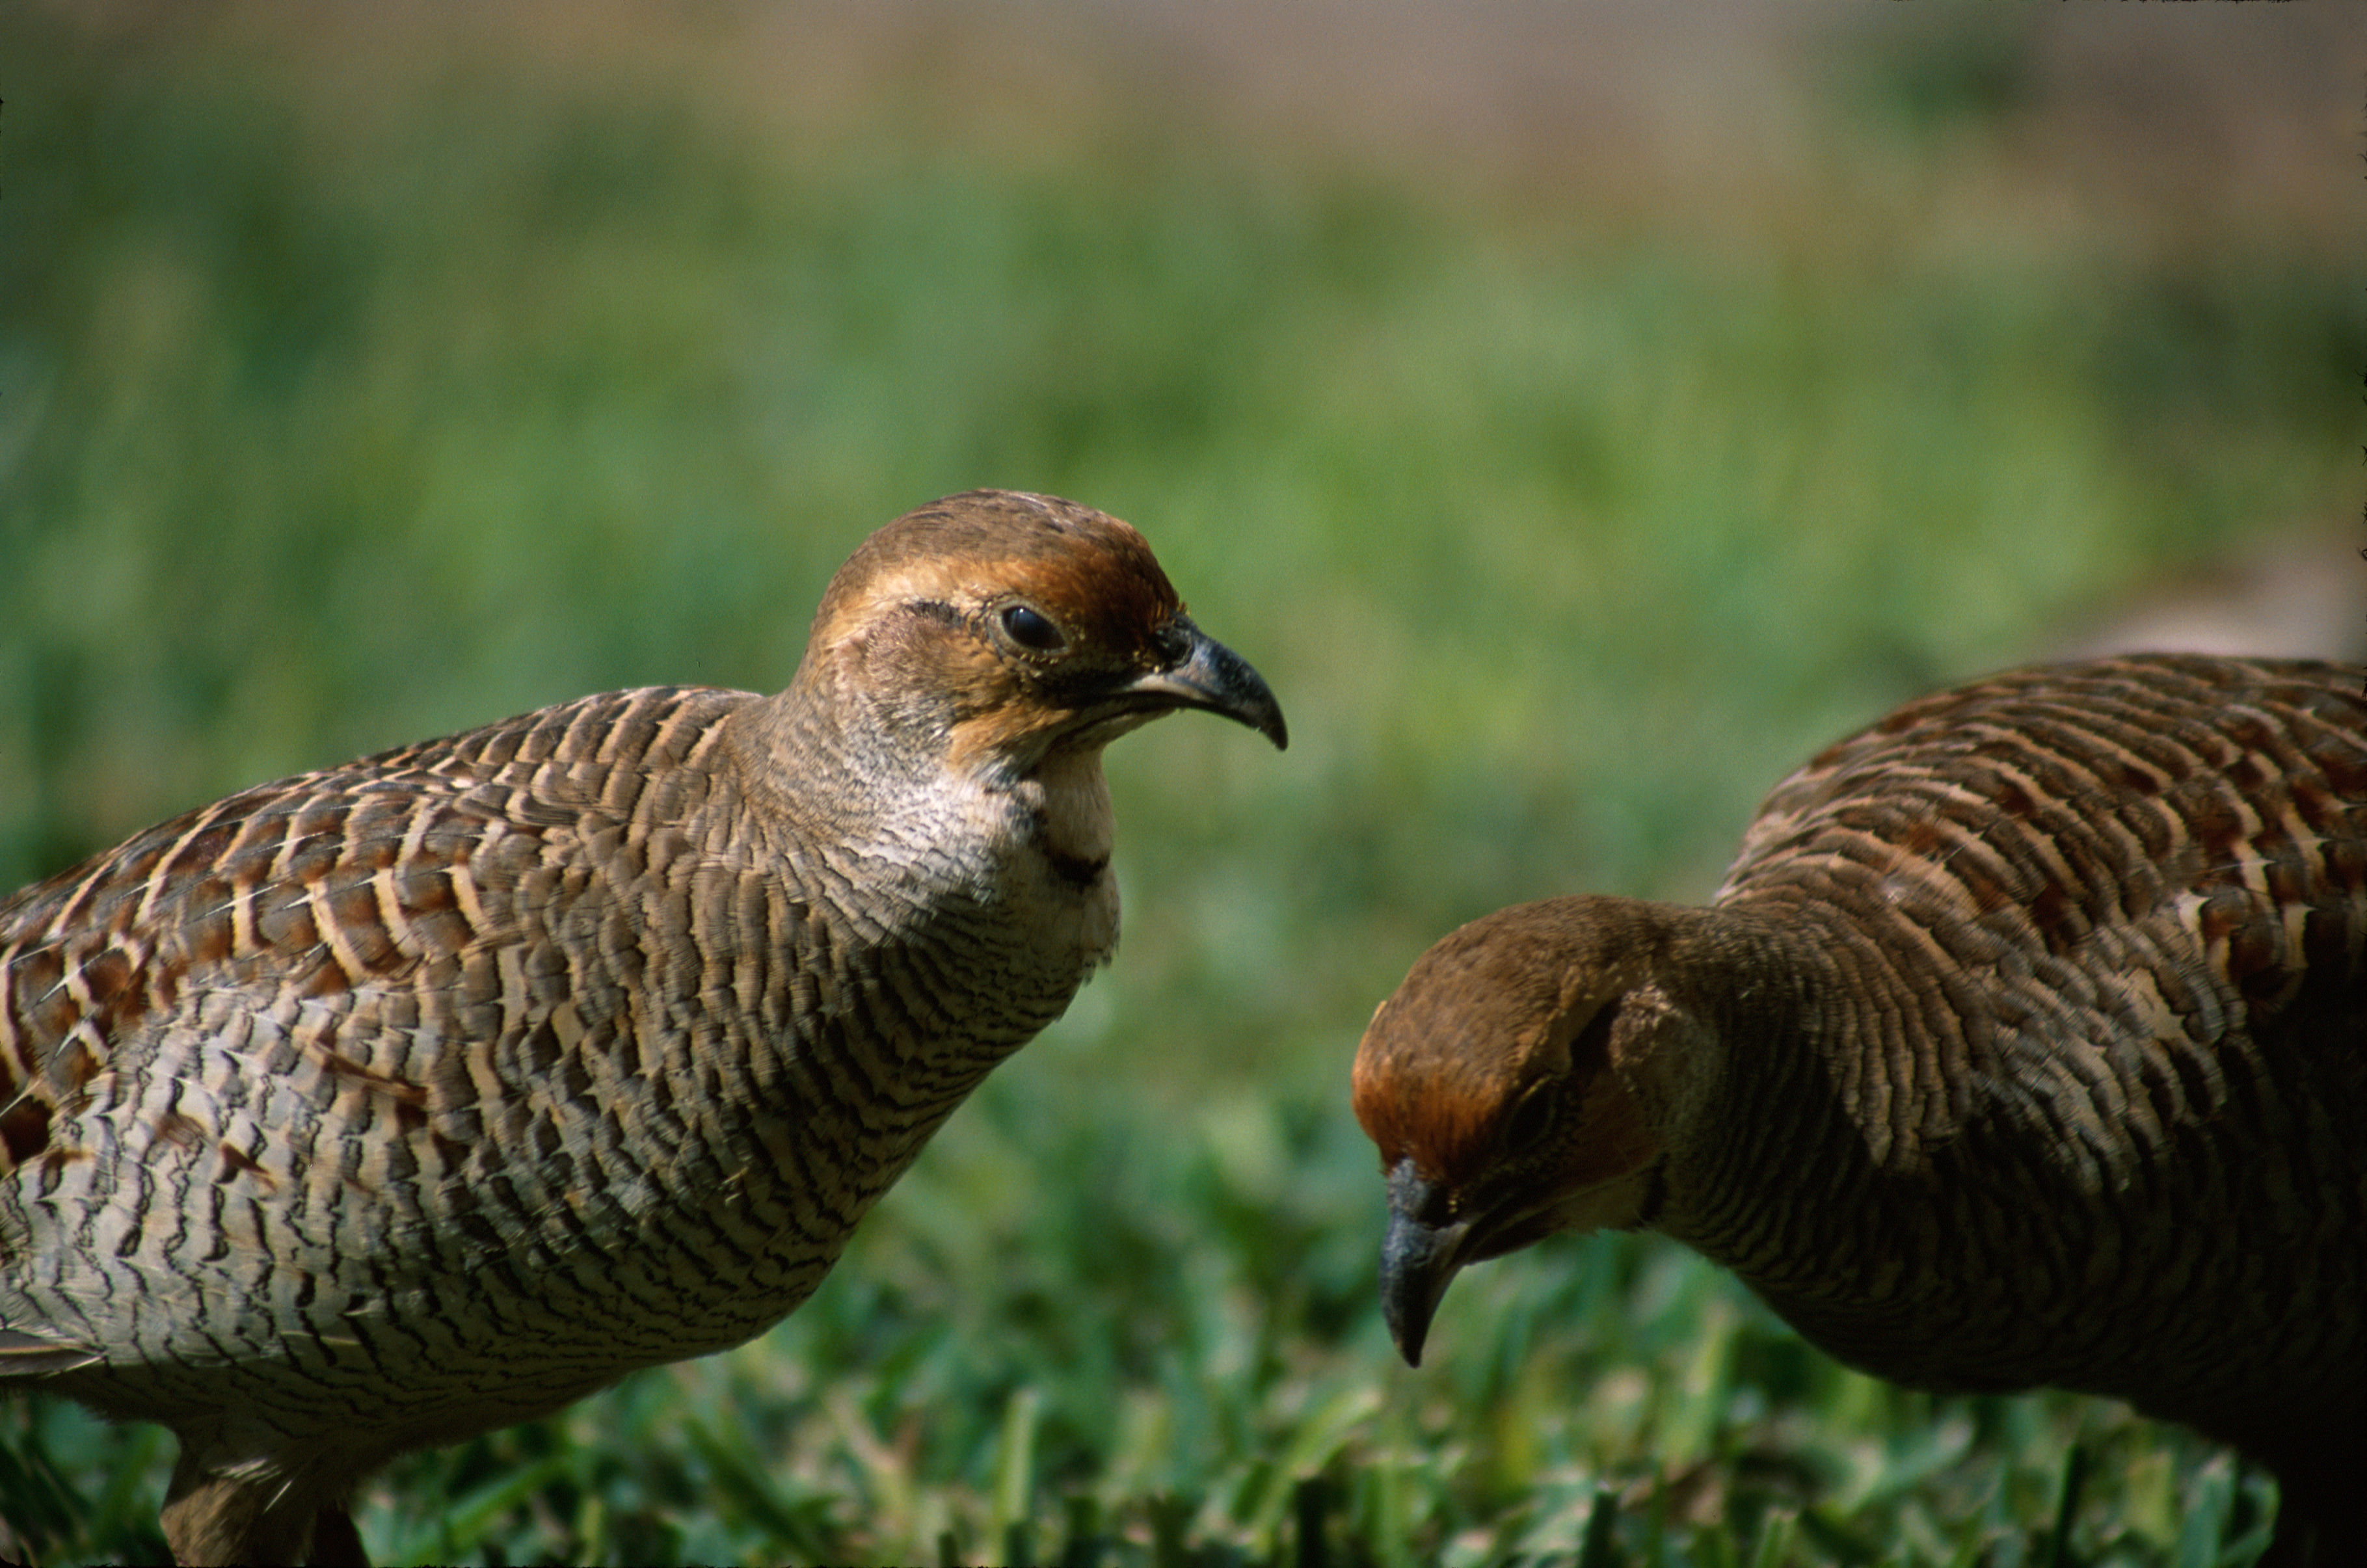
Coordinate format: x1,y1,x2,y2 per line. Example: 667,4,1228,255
1650,903,2063,1384
1007,743,1117,884
606,685,1123,1308
1643,907,1932,1287
725,665,953,821
713,682,1125,962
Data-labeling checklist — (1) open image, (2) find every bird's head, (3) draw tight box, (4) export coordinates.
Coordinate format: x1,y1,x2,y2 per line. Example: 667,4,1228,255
1351,896,1705,1366
788,490,1287,785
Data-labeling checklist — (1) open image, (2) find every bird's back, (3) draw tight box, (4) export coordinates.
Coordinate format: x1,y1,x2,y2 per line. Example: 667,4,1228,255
1702,654,2366,1484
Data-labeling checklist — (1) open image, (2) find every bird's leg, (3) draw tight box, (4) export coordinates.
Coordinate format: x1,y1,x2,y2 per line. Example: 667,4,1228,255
161,1456,325,1568
304,1503,369,1568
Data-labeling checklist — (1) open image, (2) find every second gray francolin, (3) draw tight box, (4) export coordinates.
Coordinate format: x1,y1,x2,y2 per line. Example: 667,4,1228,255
0,489,1286,1567
1351,654,2363,1565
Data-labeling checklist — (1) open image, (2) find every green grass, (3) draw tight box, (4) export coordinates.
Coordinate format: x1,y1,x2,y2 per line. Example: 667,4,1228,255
0,4,2355,1563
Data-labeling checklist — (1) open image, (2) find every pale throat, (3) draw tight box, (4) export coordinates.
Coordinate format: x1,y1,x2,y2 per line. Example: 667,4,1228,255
970,739,1124,969
930,727,1121,877
1025,744,1117,872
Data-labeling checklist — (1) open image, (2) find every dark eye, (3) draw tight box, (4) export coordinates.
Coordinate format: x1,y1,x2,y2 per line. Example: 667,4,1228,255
998,603,1066,653
1504,1083,1557,1151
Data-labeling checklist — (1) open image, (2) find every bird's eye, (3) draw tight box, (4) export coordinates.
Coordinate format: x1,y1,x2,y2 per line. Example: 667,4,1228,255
1504,1083,1557,1151
998,603,1066,653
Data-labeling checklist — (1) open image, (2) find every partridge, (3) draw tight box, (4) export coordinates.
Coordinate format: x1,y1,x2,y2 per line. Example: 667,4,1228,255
1352,654,2364,1563
0,489,1286,1566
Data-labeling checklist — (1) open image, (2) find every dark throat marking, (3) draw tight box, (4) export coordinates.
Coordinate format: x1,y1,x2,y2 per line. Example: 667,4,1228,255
1045,849,1109,890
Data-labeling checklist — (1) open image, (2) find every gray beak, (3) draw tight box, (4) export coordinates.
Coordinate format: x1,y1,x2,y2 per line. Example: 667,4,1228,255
1378,1160,1471,1368
1126,618,1289,749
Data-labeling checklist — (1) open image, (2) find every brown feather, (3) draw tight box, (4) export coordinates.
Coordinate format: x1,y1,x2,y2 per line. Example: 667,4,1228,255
1356,654,2365,1563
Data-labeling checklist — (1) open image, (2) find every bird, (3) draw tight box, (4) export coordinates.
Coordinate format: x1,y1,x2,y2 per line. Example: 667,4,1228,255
1350,654,2364,1563
0,488,1287,1567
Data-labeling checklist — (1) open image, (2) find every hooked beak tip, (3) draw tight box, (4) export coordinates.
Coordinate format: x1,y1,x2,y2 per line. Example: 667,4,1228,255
1378,1166,1467,1372
1135,618,1285,749
1390,1320,1429,1370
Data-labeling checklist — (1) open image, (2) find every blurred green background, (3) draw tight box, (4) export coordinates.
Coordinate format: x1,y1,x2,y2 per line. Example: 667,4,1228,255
2,2,2360,1563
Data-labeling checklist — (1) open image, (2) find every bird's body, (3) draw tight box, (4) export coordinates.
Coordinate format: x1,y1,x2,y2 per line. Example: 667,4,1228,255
1352,655,2364,1561
0,490,1285,1565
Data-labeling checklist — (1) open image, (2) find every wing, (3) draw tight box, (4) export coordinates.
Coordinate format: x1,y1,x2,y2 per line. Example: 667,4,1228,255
0,688,766,1374
1724,657,2366,1013
1716,654,2367,1174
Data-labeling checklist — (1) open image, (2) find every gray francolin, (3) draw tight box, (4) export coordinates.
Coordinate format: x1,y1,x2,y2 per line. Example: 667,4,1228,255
0,489,1287,1566
1351,654,2362,1563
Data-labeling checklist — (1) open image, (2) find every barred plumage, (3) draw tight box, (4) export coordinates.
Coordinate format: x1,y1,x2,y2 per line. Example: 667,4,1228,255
1352,654,2364,1563
0,490,1287,1566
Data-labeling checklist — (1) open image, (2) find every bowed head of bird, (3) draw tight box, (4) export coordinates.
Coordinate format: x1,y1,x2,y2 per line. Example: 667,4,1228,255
1352,655,2365,1563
